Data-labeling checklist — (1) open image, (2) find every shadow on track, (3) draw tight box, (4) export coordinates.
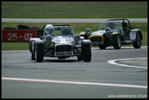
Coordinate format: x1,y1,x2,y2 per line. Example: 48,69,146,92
92,47,136,51
43,58,79,63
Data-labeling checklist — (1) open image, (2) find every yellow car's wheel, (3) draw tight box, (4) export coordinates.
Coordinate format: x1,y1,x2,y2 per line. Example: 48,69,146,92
113,35,121,49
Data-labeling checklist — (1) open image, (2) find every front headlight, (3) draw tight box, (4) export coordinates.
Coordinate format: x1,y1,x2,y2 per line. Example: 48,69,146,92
74,34,80,41
44,35,52,47
74,35,81,45
45,35,52,42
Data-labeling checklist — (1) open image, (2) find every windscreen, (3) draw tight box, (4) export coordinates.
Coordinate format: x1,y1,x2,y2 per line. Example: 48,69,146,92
52,26,73,36
99,22,122,30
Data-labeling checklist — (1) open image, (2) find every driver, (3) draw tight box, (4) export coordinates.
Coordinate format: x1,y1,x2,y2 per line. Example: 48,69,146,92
43,24,54,38
84,28,91,39
122,22,130,35
107,22,115,30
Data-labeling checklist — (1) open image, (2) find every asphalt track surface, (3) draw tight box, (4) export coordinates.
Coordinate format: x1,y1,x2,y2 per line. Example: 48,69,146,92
2,18,147,23
2,46,147,98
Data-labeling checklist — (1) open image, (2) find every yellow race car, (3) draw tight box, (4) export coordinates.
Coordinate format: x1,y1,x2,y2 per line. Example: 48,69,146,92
80,18,143,49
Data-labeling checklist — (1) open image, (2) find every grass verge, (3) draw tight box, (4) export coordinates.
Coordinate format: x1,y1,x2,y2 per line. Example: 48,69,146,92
2,2,147,18
2,22,147,50
2,42,29,50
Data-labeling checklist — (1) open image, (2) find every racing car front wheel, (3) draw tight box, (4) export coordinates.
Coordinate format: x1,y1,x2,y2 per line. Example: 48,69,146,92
82,43,91,62
31,52,35,60
113,35,121,49
35,44,44,62
132,32,142,49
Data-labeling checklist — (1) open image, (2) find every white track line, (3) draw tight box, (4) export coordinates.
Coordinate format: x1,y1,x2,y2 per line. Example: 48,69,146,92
107,57,147,69
2,77,147,89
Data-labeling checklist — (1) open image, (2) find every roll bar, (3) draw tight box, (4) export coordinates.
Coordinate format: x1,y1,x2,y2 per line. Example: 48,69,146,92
107,18,131,28
53,24,70,26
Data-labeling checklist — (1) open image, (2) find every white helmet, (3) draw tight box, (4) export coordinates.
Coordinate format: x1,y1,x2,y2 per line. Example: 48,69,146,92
44,24,54,35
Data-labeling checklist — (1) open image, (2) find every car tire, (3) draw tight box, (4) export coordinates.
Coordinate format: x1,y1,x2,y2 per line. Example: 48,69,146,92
77,47,84,61
82,43,91,62
113,35,121,49
35,44,44,62
31,52,35,60
29,41,35,60
29,40,33,52
133,32,142,49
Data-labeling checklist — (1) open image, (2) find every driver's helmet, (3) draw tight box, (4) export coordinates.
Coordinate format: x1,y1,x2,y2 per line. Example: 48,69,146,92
85,28,91,34
107,22,115,29
105,27,112,33
44,24,54,35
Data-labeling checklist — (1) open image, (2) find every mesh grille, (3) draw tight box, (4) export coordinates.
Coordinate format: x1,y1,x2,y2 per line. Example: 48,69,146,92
56,45,72,52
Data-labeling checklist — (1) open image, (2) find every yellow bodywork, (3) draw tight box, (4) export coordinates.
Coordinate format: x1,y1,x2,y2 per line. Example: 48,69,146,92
88,31,119,44
80,30,119,44
89,35,104,44
112,32,119,35
88,31,104,44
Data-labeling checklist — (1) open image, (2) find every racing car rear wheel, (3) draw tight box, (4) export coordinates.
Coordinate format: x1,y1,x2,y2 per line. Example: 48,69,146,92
35,44,44,62
29,41,35,60
82,43,91,62
31,52,35,60
133,32,142,49
113,35,121,49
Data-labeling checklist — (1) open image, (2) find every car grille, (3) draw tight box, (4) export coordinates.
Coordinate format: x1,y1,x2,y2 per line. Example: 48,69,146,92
56,45,72,52
90,37,102,42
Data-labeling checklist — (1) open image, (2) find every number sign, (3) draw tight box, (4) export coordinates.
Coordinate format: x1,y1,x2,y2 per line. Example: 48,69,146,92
2,30,37,42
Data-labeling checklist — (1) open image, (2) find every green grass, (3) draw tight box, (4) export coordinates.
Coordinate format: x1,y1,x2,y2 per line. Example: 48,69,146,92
2,2,147,18
2,42,29,50
1,23,99,34
2,22,147,33
1,22,147,50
